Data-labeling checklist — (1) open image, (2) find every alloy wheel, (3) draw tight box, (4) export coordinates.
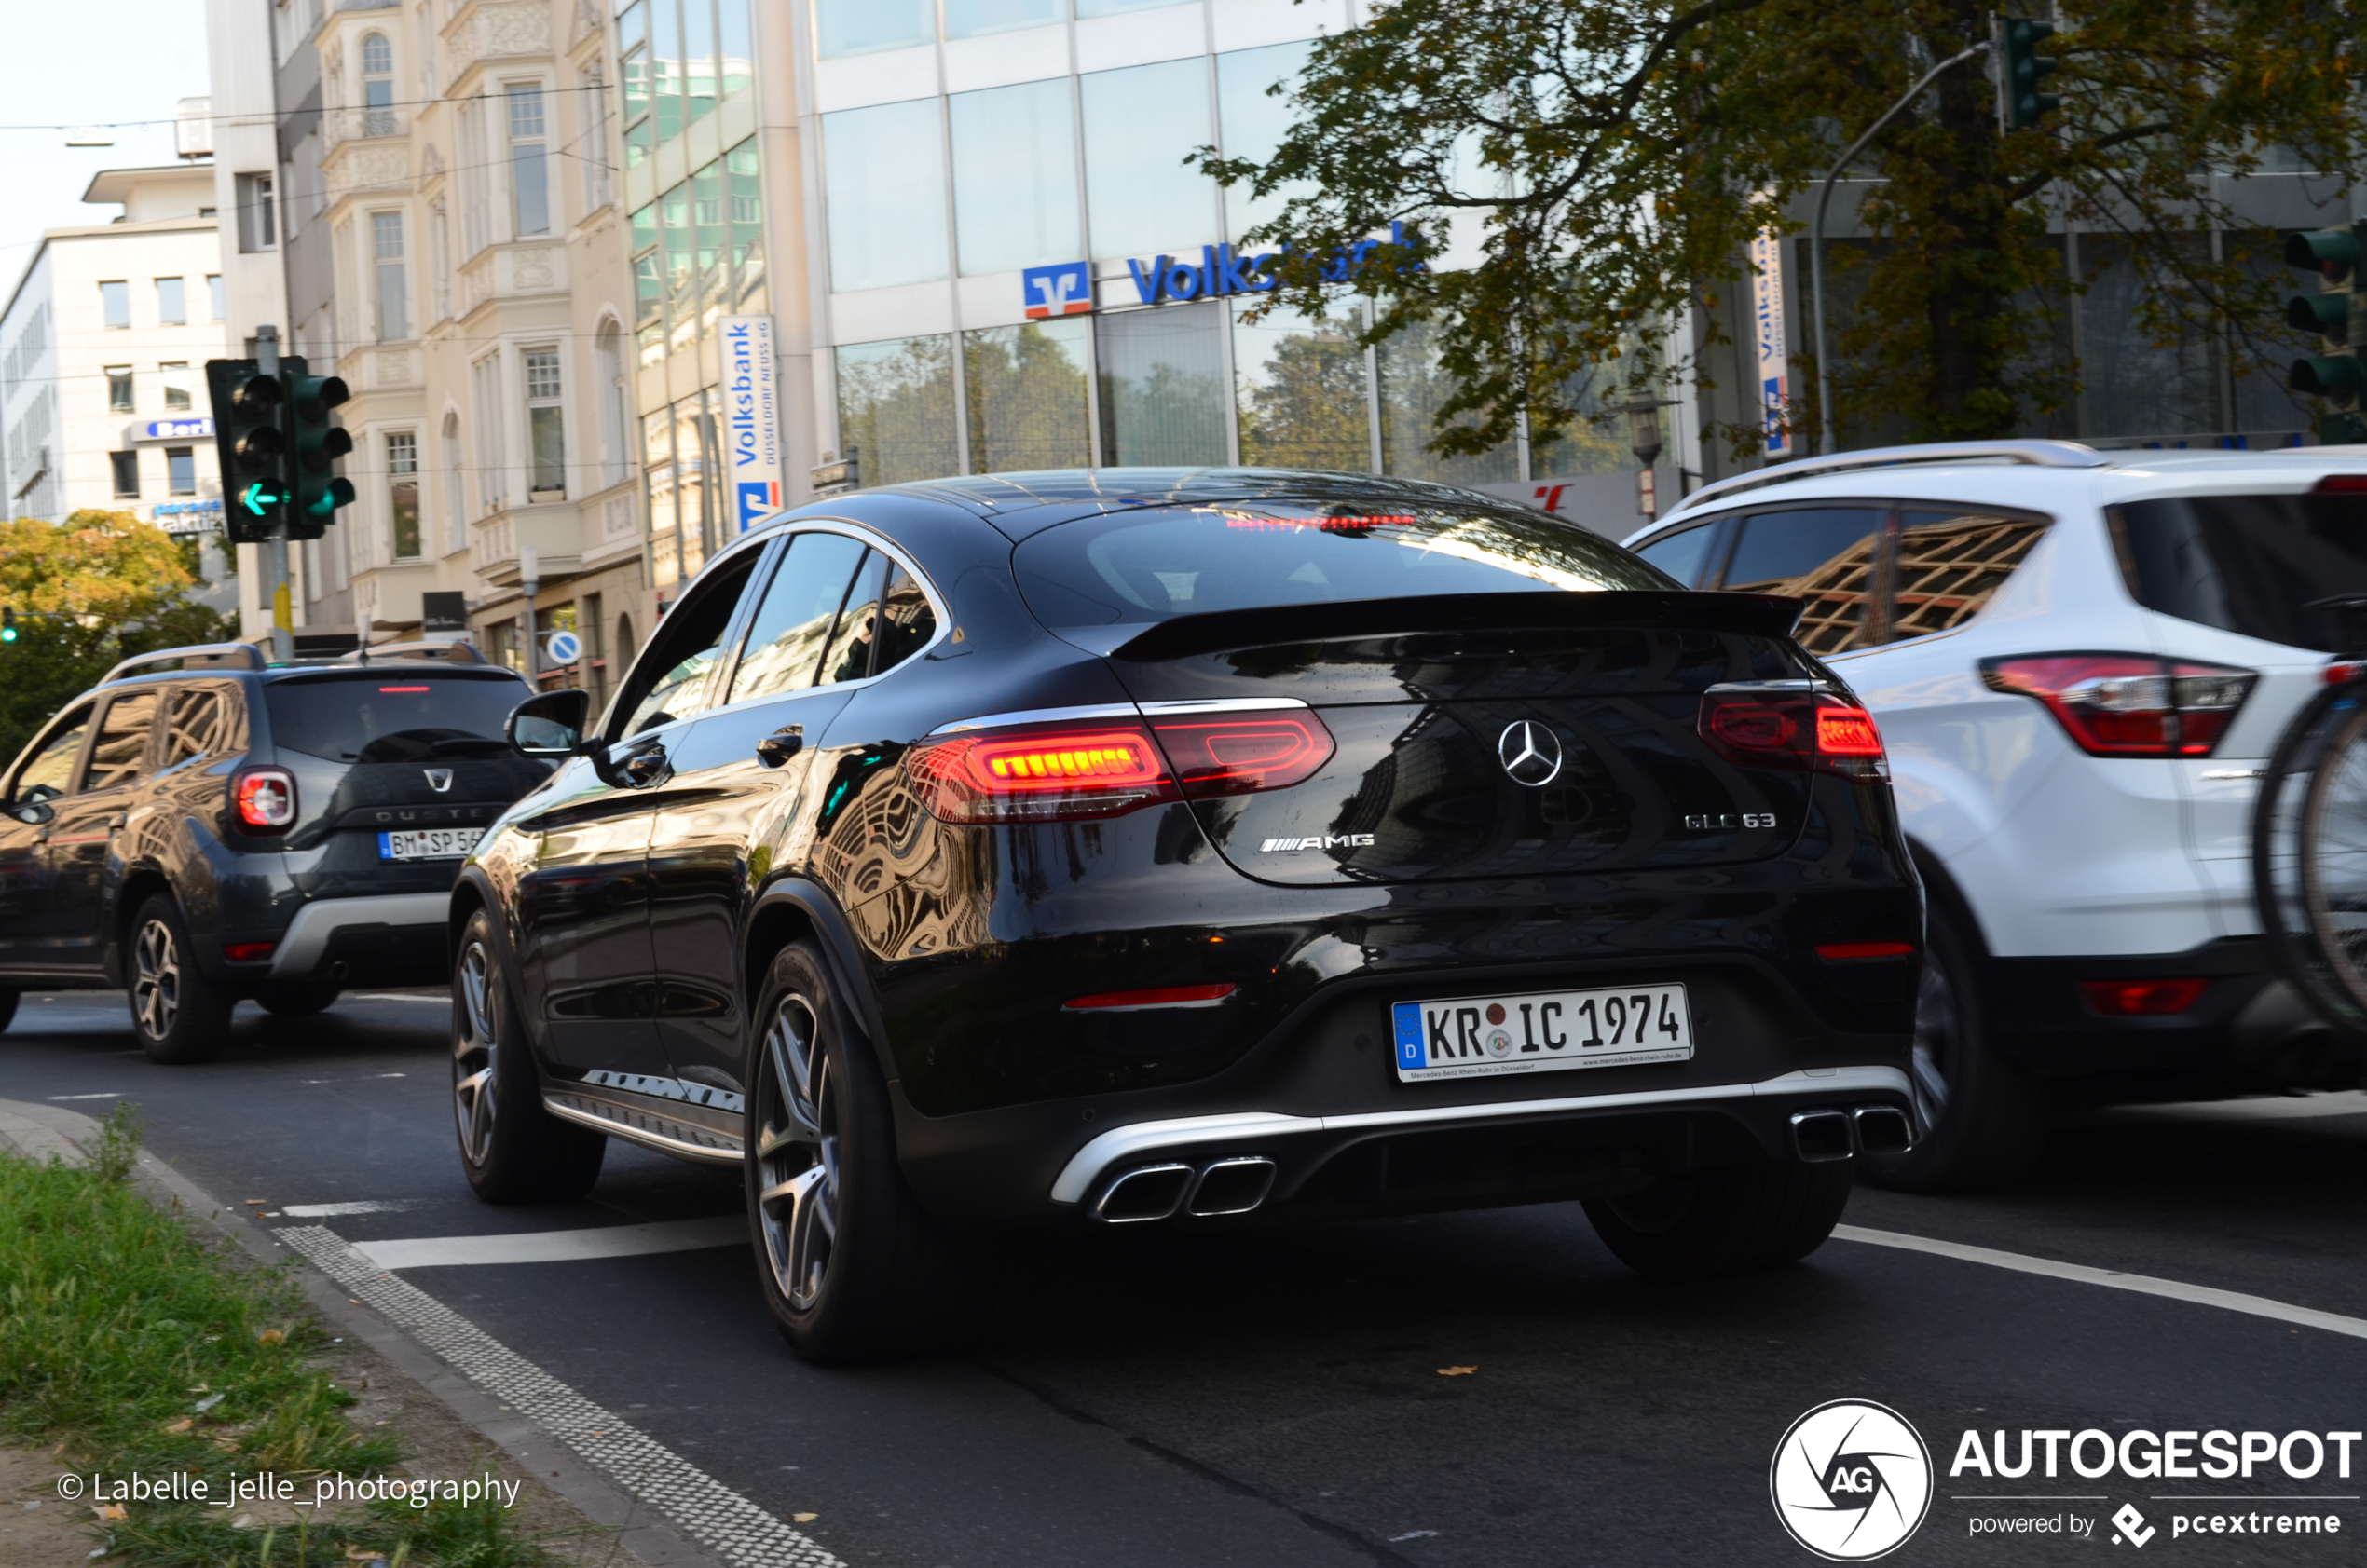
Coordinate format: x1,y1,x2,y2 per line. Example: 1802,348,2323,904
754,992,836,1311
452,937,499,1166
1909,953,1958,1135
131,917,181,1042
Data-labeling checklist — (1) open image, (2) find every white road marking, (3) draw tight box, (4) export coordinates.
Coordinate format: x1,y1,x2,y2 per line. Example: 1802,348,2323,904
347,1216,746,1270
1834,1225,2367,1342
2087,1090,2367,1125
351,993,446,1003
280,1199,424,1218
274,1224,837,1568
46,1092,122,1101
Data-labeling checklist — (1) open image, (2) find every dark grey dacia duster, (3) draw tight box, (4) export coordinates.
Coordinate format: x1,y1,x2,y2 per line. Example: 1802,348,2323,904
0,642,546,1061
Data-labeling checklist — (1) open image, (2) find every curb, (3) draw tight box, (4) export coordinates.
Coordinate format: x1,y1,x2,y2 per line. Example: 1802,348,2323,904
0,1098,731,1568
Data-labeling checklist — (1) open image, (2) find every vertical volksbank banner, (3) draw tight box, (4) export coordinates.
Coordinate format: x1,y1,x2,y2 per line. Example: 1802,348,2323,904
722,315,783,531
1747,228,1791,458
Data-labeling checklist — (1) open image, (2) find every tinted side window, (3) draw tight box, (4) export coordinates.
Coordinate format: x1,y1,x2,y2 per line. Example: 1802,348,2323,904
615,552,763,736
159,685,243,770
819,550,889,687
728,533,869,703
1634,519,1728,587
2114,494,2367,650
1890,510,2052,642
1719,509,1889,655
81,691,162,793
872,562,937,673
11,707,94,802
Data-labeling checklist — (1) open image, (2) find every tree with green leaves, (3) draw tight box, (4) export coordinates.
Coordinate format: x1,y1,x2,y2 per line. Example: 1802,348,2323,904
1203,0,2366,459
0,511,238,766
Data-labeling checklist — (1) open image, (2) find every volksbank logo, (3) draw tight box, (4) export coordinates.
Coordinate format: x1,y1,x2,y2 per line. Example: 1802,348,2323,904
1019,223,1431,316
1022,261,1092,319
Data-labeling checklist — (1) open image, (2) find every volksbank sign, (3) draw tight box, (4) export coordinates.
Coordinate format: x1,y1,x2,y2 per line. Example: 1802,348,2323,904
721,314,782,533
1021,223,1428,318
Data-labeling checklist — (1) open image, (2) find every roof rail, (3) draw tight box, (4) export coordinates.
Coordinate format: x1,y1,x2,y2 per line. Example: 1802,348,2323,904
337,638,491,665
1668,440,2114,517
98,642,269,686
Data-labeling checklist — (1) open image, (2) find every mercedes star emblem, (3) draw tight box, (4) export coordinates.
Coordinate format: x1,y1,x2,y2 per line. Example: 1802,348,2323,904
1497,720,1563,787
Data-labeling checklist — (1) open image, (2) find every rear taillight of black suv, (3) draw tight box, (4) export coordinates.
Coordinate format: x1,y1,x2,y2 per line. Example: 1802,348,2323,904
1979,654,2256,757
231,765,298,834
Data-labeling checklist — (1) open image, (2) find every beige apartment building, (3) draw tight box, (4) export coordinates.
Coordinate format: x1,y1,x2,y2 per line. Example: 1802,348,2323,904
261,0,644,701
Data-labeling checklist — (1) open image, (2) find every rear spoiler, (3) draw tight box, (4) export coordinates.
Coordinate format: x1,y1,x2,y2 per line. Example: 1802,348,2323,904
1108,592,1808,663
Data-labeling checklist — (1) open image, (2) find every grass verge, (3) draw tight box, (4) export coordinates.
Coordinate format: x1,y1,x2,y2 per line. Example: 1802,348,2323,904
0,1104,565,1568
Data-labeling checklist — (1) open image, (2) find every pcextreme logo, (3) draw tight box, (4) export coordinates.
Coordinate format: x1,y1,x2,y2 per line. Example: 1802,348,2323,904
1771,1400,1935,1561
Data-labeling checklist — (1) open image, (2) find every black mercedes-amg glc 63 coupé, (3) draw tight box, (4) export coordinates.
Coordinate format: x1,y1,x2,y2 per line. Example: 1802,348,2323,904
452,469,1921,1360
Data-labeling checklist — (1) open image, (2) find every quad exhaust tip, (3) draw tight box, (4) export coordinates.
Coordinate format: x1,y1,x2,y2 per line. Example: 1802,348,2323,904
1090,1156,1278,1223
1790,1105,1917,1164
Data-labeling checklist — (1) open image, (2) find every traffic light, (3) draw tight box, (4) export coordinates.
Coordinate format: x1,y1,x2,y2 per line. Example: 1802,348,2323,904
2,608,15,644
283,366,354,540
205,359,289,543
2286,223,2367,445
2002,19,2060,130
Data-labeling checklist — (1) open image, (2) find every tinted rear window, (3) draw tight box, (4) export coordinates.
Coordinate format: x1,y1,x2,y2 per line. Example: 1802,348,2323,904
266,673,531,762
1014,501,1668,627
2115,494,2367,651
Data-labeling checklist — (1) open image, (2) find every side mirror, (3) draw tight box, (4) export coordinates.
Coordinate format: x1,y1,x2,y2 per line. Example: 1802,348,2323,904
506,689,595,758
10,801,53,826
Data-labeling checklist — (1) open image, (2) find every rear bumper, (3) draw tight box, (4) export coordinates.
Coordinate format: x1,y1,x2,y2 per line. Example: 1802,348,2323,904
1045,1064,1910,1220
266,893,449,986
1984,939,2363,1093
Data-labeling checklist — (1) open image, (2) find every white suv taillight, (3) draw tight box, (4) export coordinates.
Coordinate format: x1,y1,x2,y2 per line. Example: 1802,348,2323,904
1980,654,2256,757
232,766,297,833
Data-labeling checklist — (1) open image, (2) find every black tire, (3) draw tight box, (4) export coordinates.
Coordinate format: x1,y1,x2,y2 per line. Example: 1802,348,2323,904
1583,1159,1854,1279
256,985,341,1016
1863,904,2047,1193
0,989,17,1033
127,894,234,1065
451,907,606,1204
746,939,958,1363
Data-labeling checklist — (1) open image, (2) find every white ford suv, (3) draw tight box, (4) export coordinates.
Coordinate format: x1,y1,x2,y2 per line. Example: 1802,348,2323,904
1623,439,2367,1189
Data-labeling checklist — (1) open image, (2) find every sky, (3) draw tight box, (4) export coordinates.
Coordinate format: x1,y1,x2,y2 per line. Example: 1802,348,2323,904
0,0,214,308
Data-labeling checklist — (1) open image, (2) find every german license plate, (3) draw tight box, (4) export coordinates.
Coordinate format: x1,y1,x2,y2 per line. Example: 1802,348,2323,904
376,827,481,861
1391,983,1693,1082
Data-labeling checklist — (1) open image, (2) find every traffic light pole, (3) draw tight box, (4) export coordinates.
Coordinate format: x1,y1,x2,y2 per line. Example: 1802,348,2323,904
256,324,294,663
1810,42,1990,456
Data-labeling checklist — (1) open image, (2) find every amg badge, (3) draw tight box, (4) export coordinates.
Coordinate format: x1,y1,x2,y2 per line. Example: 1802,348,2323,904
1260,833,1375,852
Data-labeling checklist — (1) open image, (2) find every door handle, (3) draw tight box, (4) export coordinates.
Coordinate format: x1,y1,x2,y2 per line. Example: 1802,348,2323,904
755,726,805,769
108,813,128,832
619,741,671,788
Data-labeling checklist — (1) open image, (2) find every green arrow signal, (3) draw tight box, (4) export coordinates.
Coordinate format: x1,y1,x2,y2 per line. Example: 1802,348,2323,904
240,482,283,516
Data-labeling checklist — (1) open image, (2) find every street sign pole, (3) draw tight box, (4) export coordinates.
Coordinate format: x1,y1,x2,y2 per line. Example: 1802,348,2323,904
256,325,293,663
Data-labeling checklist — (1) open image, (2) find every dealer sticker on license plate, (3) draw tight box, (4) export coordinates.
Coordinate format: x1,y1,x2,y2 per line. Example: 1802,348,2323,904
1391,983,1694,1082
376,827,483,861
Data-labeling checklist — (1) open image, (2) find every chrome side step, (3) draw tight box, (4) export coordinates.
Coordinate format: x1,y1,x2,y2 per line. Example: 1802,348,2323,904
543,1090,744,1166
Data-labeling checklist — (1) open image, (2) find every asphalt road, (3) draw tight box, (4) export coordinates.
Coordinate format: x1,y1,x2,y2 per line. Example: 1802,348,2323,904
5,989,2365,1567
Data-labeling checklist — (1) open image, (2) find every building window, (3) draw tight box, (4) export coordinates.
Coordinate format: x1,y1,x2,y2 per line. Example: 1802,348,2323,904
944,0,1061,39
208,274,224,320
362,32,396,136
1081,59,1218,263
458,101,490,255
508,85,551,237
814,0,929,59
683,0,716,127
1216,41,1318,242
1233,305,1373,471
237,173,276,252
950,79,1079,279
1076,0,1192,13
472,353,506,512
836,335,959,488
111,451,140,498
1376,321,1518,485
822,99,949,293
1096,303,1228,466
373,211,409,340
160,362,193,412
581,56,613,211
442,412,466,552
727,139,763,309
965,320,1091,472
525,348,565,495
166,447,197,496
106,366,134,413
431,202,451,322
595,320,629,486
387,430,421,558
720,0,750,101
100,281,130,329
156,277,186,326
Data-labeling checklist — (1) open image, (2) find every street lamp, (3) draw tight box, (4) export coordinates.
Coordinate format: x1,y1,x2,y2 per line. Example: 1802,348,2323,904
1619,396,1678,518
